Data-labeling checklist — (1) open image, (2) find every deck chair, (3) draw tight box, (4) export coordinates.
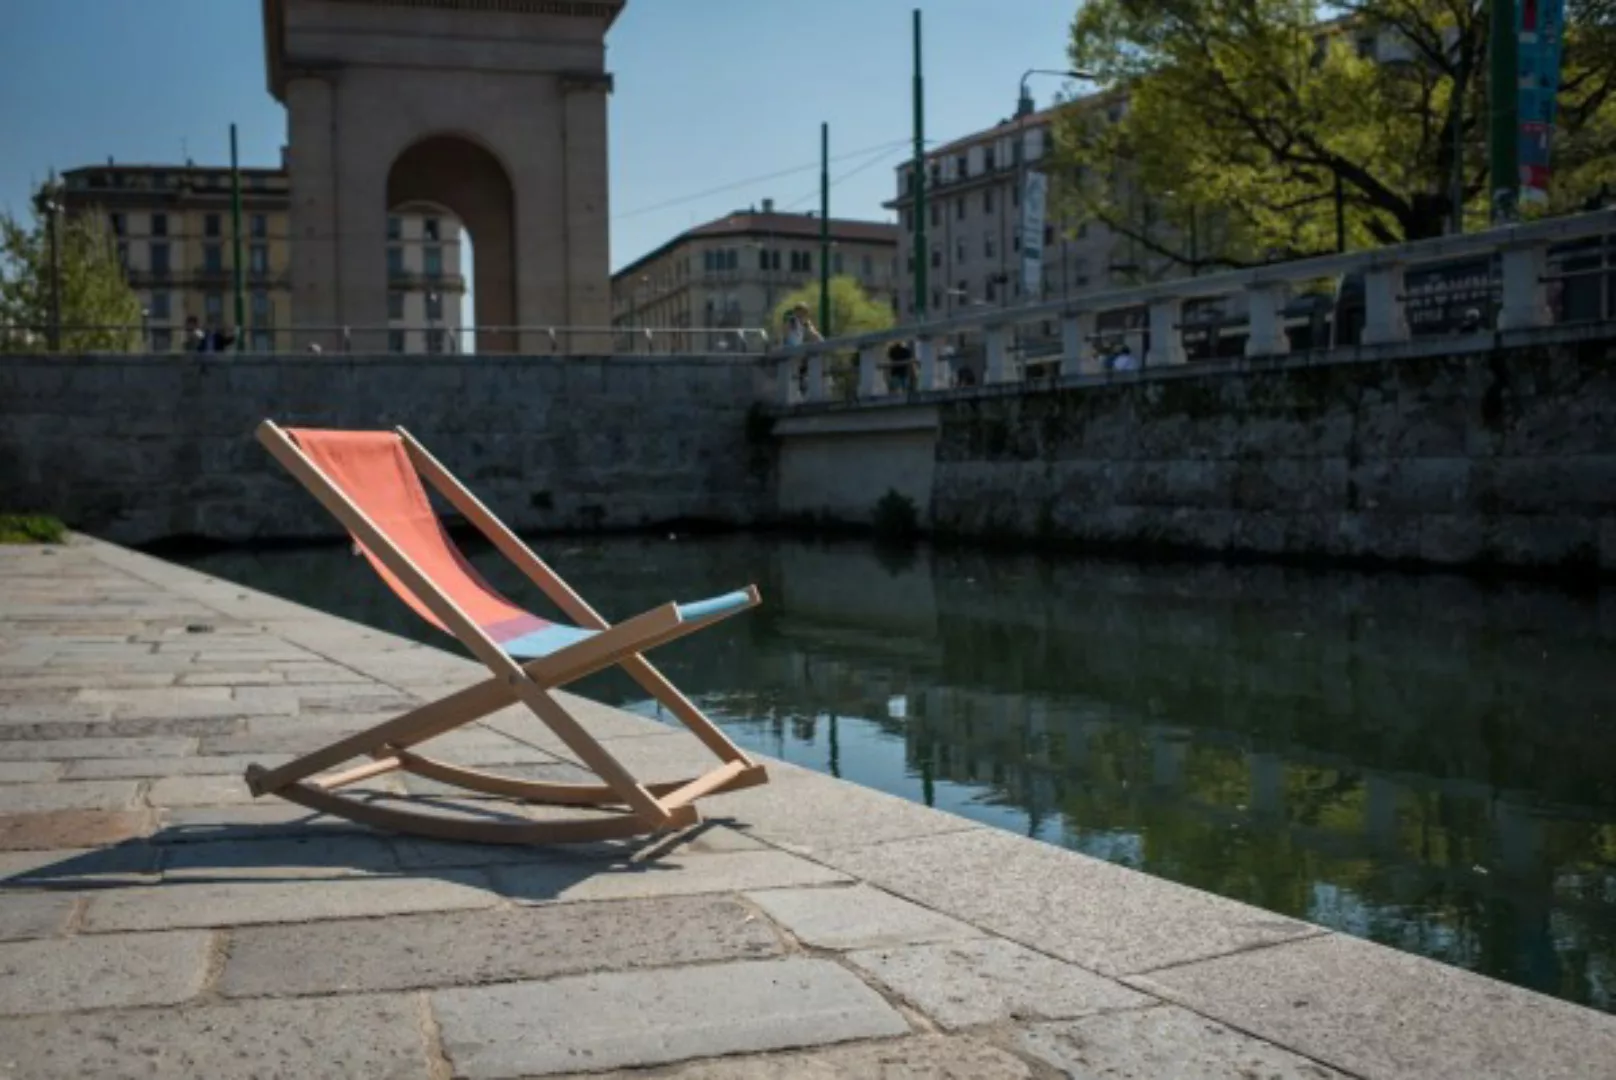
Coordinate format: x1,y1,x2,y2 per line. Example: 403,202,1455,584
244,420,769,844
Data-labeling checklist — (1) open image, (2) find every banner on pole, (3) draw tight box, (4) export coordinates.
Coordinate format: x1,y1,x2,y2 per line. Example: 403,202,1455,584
1020,170,1048,298
1517,0,1567,205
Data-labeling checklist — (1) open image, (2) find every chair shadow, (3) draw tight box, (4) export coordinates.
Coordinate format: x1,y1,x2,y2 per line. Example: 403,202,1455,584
0,784,752,903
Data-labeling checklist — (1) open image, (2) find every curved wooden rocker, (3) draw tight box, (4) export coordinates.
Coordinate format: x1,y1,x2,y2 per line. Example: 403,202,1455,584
244,421,769,845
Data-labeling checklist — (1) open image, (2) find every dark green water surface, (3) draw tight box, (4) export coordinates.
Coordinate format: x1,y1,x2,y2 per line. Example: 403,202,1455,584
171,534,1616,1012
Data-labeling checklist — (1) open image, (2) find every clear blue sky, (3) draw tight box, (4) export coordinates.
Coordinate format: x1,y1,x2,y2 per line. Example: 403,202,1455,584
0,0,1080,272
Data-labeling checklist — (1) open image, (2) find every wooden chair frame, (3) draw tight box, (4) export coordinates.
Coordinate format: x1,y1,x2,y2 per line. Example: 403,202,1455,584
244,420,768,844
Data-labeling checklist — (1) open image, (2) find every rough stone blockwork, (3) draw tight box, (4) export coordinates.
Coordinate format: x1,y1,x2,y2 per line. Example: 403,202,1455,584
928,340,1616,572
0,354,775,544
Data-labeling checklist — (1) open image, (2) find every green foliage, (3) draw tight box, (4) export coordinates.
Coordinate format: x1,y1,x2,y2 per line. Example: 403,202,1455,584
872,489,920,544
1051,0,1616,269
0,190,142,353
771,275,896,341
0,514,66,544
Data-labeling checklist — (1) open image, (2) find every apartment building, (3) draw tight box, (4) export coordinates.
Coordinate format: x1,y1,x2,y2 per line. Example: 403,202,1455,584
59,161,462,353
610,201,902,344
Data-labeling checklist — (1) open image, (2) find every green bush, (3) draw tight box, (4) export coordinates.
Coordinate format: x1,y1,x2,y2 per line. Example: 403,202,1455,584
872,489,919,544
0,514,66,544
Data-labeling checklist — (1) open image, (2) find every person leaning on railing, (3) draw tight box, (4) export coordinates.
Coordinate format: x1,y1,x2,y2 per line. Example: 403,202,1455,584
784,303,823,395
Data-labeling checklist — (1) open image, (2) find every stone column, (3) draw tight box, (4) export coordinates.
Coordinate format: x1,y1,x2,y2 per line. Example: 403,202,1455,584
1061,310,1096,377
1497,243,1553,331
984,324,1012,384
857,344,885,398
1360,264,1410,346
560,73,613,352
1147,297,1187,367
284,73,340,352
1244,284,1292,358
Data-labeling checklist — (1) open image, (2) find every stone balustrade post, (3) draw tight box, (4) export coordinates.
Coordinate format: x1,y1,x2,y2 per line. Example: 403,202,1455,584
916,337,940,390
1147,298,1187,367
804,351,828,403
1061,310,1097,377
1360,263,1410,346
984,324,1012,384
1244,284,1292,358
1497,243,1553,331
857,344,885,398
778,356,801,406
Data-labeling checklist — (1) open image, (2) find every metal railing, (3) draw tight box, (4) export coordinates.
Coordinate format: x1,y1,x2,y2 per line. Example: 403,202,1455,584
769,209,1616,408
0,323,775,357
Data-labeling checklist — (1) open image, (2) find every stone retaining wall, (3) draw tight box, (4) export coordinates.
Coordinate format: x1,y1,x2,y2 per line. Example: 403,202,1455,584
0,354,775,544
778,335,1616,574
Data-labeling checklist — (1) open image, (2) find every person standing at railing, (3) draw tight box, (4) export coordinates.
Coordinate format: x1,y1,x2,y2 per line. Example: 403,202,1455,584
784,303,823,395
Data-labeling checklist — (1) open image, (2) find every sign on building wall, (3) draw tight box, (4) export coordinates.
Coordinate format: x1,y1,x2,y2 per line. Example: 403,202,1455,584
1020,171,1048,298
1517,0,1567,205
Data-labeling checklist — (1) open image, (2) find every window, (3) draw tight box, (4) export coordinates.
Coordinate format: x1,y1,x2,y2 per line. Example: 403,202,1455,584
424,217,440,241
983,189,994,214
984,148,996,172
387,247,405,277
387,216,402,241
250,214,267,239
930,205,940,228
150,213,168,238
150,243,170,275
930,249,941,269
832,252,843,274
985,236,996,259
901,209,912,229
931,288,941,310
956,199,966,221
426,329,445,354
1013,184,1020,208
790,250,812,273
251,330,273,353
956,239,966,263
116,242,129,268
1044,224,1056,245
151,172,167,190
956,154,968,177
862,255,873,278
424,247,443,277
251,290,270,320
111,213,126,237
151,329,173,353
249,244,269,275
425,292,443,321
725,248,739,271
203,244,223,273
148,291,171,320
388,291,405,320
388,330,406,353
204,293,223,320
985,278,998,302
204,213,221,238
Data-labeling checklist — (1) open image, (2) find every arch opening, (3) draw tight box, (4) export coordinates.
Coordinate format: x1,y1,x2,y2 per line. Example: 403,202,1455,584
386,135,515,354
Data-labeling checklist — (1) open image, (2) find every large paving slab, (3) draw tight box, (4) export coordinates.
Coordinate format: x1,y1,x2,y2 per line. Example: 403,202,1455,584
158,834,402,880
487,848,849,904
218,894,781,998
1130,932,1616,1080
431,957,910,1077
824,827,1323,976
0,780,139,814
80,871,498,932
745,883,983,951
1018,1004,1350,1079
845,937,1151,1030
0,993,431,1079
556,1034,1038,1079
0,930,212,1016
0,842,162,888
0,808,154,851
0,892,76,942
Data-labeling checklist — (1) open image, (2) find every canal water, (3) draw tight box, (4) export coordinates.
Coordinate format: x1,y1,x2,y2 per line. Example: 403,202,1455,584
171,533,1616,1013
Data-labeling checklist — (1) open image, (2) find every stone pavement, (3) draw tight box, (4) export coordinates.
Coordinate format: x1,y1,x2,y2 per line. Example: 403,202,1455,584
2,536,1614,1079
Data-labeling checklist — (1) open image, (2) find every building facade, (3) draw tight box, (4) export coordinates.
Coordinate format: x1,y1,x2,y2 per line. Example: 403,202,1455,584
884,96,1183,326
60,161,463,353
610,201,901,347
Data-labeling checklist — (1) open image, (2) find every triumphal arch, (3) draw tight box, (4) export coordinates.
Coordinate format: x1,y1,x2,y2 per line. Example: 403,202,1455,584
263,0,623,351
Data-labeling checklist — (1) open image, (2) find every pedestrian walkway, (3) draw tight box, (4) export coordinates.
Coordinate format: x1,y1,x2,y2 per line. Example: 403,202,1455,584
2,535,1613,1078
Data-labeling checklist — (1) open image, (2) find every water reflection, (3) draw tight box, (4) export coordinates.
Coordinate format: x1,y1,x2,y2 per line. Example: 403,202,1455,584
173,534,1616,1012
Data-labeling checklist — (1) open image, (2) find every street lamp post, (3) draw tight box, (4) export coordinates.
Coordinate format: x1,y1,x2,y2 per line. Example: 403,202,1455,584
1014,68,1093,307
31,181,63,353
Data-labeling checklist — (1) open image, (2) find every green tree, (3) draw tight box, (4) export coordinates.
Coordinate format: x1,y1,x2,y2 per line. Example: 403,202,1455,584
1051,0,1616,271
0,190,142,353
770,274,896,341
